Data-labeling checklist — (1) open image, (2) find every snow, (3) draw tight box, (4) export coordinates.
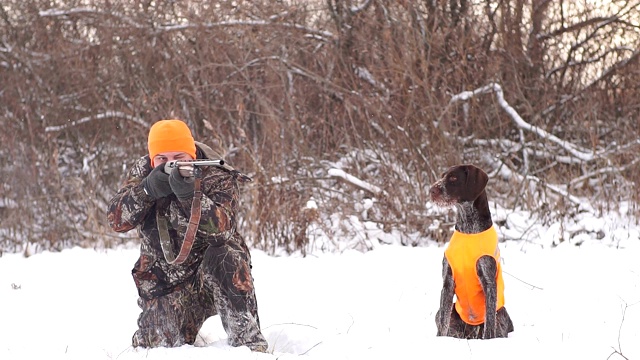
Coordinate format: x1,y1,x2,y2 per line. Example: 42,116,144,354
1,213,639,360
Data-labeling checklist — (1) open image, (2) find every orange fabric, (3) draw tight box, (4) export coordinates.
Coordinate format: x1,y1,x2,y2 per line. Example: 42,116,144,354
444,226,505,325
147,120,197,167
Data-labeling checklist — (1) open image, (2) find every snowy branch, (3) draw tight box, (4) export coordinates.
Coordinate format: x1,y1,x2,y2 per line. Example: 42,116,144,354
44,111,149,133
328,168,385,196
484,155,595,213
354,66,389,99
568,157,640,189
156,20,335,42
350,0,374,14
471,138,583,165
38,7,336,42
38,7,144,29
449,83,602,162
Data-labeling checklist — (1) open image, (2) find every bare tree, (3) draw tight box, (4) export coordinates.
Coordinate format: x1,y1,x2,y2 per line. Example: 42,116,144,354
1,0,638,254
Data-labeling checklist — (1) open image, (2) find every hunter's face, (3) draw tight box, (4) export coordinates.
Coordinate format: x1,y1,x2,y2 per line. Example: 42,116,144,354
152,151,194,168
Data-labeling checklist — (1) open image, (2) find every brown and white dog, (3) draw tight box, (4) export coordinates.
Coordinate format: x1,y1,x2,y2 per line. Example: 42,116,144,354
429,164,514,339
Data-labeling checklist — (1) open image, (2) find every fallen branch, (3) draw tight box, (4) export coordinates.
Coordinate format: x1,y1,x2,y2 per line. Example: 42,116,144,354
328,168,385,196
449,83,601,162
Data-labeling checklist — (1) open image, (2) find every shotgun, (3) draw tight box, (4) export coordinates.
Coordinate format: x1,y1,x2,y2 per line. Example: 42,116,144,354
164,159,252,181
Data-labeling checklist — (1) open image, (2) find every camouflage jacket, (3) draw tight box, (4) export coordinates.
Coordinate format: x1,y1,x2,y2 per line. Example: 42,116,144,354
107,143,246,299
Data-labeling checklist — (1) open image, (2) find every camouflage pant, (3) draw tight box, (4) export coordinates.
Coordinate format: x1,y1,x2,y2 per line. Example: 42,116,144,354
132,241,268,352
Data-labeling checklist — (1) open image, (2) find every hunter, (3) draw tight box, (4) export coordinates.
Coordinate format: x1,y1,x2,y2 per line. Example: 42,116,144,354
107,119,268,352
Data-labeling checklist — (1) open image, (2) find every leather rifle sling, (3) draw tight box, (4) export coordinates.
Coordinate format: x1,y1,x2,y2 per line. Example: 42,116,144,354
158,173,203,265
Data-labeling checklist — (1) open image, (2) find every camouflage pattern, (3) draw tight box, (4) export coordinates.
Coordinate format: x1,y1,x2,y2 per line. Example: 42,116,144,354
107,145,267,352
131,272,216,347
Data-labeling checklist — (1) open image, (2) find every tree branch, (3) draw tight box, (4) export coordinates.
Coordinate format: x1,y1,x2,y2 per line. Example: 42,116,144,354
448,83,600,162
44,111,148,133
483,155,594,213
328,168,385,196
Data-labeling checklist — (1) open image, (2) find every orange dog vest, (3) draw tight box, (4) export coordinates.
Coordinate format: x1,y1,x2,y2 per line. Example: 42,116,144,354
444,226,505,325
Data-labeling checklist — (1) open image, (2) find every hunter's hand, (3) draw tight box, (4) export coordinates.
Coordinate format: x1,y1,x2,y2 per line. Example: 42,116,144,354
164,160,195,177
169,166,195,200
142,163,173,199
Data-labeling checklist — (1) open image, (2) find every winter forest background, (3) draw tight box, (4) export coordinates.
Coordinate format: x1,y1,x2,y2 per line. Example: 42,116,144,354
1,0,639,255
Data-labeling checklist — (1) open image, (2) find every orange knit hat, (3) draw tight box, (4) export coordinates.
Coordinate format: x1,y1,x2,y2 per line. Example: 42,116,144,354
147,120,197,167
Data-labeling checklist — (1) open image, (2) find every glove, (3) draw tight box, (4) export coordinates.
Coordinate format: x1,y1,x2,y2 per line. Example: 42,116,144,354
141,163,172,199
169,166,195,200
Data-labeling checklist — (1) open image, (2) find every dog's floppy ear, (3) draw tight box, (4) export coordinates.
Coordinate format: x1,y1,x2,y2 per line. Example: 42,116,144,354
462,164,488,201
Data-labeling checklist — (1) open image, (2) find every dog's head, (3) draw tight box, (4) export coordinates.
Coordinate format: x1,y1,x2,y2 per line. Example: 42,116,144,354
429,164,489,207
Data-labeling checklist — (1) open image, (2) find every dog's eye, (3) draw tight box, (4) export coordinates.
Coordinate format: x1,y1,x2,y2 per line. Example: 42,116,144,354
448,176,457,182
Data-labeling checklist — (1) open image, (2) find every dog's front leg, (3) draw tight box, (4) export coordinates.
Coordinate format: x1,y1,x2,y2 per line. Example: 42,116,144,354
436,257,455,336
477,255,498,339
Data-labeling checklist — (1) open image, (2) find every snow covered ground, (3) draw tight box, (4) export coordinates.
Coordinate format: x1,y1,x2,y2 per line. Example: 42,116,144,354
1,212,639,360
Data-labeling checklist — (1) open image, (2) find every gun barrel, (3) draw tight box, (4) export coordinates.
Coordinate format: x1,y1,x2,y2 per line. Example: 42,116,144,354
163,159,252,181
175,159,225,166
